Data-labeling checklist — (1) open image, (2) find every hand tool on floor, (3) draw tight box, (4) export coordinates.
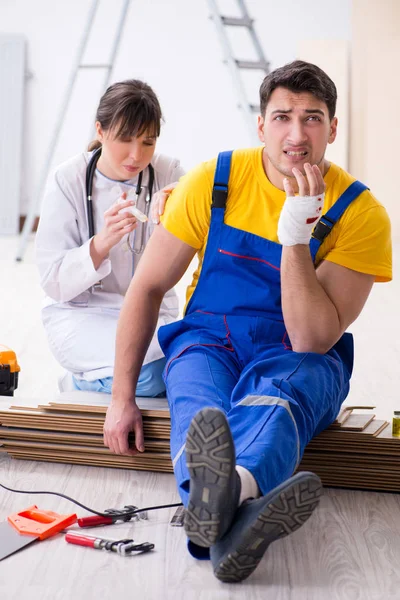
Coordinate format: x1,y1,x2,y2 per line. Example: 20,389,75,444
77,505,148,528
169,505,185,527
65,532,154,556
0,505,77,561
0,345,20,396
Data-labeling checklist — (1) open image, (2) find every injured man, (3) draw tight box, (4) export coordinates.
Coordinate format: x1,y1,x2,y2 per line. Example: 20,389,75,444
103,60,392,583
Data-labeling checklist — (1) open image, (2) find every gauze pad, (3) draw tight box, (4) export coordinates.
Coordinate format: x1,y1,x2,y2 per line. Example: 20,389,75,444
116,187,148,222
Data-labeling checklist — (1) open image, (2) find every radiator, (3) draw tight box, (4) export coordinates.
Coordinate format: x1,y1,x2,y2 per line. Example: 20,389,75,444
0,35,25,235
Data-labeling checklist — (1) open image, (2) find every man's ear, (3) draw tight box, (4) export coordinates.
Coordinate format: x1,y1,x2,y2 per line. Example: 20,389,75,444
328,117,338,144
257,115,265,144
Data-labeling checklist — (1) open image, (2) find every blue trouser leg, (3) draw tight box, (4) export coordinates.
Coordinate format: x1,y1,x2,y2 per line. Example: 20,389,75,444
73,358,167,397
228,347,349,495
164,342,349,505
164,345,240,506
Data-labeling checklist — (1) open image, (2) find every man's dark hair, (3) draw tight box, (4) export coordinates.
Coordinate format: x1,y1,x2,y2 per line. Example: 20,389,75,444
259,60,337,119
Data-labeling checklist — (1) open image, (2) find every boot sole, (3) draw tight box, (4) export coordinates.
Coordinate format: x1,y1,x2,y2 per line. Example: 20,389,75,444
214,472,323,583
184,407,236,547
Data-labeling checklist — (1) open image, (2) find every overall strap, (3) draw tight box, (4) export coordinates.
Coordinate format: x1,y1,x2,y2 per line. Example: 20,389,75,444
211,150,234,209
310,180,369,259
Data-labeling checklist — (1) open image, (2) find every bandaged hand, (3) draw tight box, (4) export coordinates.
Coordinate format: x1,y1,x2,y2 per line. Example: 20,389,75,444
278,163,325,246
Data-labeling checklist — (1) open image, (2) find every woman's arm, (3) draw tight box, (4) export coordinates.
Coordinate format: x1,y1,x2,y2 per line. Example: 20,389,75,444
36,169,110,302
36,167,137,302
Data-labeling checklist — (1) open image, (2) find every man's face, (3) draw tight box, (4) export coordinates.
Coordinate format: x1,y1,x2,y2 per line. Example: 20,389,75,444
257,87,337,186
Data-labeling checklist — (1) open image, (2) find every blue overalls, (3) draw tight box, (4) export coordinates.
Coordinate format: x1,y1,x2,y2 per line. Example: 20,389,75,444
158,151,367,507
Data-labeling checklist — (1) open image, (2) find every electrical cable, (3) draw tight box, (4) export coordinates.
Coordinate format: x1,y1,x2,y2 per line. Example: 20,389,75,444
0,482,183,518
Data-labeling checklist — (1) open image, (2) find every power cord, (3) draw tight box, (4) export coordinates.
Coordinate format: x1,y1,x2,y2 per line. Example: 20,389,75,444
0,482,183,518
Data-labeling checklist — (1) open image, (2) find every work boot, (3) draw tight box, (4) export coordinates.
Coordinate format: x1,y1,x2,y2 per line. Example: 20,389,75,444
184,407,241,548
210,471,323,583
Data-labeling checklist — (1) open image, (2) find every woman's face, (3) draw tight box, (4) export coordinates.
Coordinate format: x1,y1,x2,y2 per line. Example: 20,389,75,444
95,121,157,181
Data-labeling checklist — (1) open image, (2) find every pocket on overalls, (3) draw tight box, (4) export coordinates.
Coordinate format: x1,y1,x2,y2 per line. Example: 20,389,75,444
218,248,280,275
216,248,282,317
159,311,234,377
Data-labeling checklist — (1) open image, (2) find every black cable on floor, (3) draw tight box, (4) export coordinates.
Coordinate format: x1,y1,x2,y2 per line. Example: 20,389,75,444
0,482,182,517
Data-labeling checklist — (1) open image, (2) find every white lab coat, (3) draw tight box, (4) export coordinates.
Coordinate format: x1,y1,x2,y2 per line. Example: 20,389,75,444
36,151,184,381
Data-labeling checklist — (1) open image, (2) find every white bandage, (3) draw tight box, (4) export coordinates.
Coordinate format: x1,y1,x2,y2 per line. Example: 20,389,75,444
115,188,148,222
128,206,148,223
277,193,324,246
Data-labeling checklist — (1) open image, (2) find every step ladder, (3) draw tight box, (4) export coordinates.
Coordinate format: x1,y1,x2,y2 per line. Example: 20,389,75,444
207,0,270,143
16,0,131,262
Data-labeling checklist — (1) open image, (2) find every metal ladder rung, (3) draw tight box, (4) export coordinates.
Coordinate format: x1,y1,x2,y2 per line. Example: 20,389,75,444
79,64,112,69
221,16,252,27
207,0,270,144
236,59,269,70
15,0,131,262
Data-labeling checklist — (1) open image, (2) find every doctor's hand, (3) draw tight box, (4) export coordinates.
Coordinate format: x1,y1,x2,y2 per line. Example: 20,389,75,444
90,193,138,269
91,192,138,254
278,163,326,247
103,399,145,456
151,182,179,224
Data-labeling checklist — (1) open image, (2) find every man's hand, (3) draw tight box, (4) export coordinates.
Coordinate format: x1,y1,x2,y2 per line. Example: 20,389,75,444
103,400,144,456
278,163,326,246
151,183,178,224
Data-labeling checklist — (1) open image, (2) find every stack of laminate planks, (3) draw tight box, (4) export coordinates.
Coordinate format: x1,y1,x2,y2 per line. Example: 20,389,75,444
0,393,172,473
298,405,399,492
1,394,399,492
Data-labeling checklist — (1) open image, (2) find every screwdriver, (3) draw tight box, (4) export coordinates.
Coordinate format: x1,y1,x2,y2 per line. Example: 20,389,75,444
65,532,154,556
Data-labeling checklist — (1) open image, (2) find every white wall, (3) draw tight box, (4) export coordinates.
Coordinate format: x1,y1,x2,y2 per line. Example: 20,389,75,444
297,39,350,170
0,0,351,214
350,0,400,241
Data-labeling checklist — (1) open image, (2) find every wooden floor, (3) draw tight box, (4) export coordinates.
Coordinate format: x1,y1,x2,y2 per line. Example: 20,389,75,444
0,235,400,600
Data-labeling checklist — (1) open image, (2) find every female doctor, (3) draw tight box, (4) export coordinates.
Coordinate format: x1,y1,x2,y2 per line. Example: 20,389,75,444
36,79,184,396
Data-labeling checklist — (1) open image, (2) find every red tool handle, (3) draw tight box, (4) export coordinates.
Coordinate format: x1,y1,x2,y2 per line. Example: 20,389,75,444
65,533,97,548
77,516,114,528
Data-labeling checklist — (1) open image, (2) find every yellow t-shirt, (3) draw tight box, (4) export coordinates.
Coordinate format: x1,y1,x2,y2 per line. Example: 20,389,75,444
161,147,392,308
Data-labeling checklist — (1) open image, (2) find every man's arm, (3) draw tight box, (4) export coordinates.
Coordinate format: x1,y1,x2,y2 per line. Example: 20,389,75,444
281,248,374,353
280,163,374,354
103,224,196,455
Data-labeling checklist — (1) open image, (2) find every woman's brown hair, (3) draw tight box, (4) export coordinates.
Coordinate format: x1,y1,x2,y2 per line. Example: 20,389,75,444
88,79,163,151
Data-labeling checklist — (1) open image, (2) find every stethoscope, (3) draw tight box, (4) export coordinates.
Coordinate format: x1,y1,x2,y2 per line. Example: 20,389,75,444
85,147,154,255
